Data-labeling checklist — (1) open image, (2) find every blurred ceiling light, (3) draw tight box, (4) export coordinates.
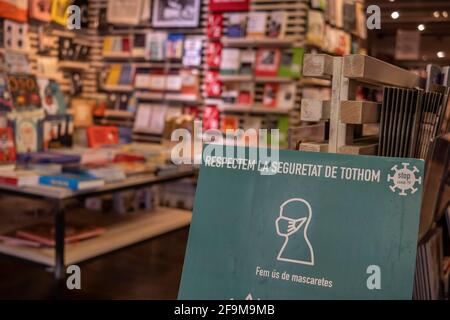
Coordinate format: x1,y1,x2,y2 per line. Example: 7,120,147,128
437,51,446,59
433,11,440,18
418,24,425,31
443,11,449,18
391,11,400,19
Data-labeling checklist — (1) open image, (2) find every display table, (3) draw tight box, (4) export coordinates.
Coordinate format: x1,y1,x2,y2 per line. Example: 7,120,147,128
0,167,197,279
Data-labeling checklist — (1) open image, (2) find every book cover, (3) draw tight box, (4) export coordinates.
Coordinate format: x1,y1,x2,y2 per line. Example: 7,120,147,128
237,83,254,105
118,64,135,85
145,32,167,61
207,13,223,39
239,49,256,75
42,115,73,150
220,48,241,75
227,13,247,38
7,74,41,110
86,126,119,148
246,12,267,38
180,69,199,97
107,0,143,25
166,33,184,60
262,83,279,107
71,98,94,128
3,20,28,51
8,109,44,153
17,151,80,164
16,222,106,246
267,11,287,38
306,10,325,47
3,52,29,73
51,0,70,26
183,36,203,67
37,78,67,115
133,104,168,135
0,170,39,187
105,64,122,86
221,115,238,131
0,127,16,164
29,0,51,22
277,83,296,109
0,0,28,22
39,173,105,190
278,48,304,78
255,49,281,77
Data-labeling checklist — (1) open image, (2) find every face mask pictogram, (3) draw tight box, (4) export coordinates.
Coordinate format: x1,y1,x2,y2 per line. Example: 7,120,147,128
275,198,314,266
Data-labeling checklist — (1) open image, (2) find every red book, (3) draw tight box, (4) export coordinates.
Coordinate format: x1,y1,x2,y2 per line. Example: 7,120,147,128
113,153,146,163
86,126,119,148
16,222,106,247
0,127,16,164
255,49,281,77
0,170,40,187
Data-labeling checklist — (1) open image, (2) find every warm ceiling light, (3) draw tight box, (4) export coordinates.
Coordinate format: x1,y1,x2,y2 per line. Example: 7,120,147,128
389,0,395,2
418,24,425,31
437,51,446,59
433,11,440,18
391,11,400,19
443,11,449,18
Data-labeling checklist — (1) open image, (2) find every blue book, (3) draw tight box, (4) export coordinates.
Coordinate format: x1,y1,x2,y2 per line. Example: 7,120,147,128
17,152,80,165
39,174,105,191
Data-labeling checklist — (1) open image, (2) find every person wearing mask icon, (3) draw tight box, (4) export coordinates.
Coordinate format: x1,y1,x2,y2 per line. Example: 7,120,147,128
275,198,314,266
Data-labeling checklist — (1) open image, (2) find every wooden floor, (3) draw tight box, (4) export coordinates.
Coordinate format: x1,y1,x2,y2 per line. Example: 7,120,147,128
0,227,190,300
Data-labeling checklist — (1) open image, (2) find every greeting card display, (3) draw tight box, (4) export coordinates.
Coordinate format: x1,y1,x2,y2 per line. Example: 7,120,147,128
8,109,44,153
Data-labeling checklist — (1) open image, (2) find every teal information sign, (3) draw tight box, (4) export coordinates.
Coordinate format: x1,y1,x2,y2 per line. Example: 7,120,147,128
179,147,424,300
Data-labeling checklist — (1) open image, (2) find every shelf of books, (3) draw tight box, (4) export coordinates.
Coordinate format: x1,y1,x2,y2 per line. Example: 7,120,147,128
0,207,192,267
203,0,308,147
87,0,207,143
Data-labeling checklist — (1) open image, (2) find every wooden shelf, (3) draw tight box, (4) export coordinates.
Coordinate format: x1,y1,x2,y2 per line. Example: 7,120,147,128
221,37,295,47
219,74,253,82
220,104,292,115
164,93,199,103
254,76,294,83
0,207,191,267
58,61,90,71
101,84,134,92
300,78,332,87
104,109,135,119
135,91,165,100
103,52,132,59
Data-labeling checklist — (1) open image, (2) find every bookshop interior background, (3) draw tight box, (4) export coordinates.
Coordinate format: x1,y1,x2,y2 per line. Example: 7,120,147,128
0,0,449,299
